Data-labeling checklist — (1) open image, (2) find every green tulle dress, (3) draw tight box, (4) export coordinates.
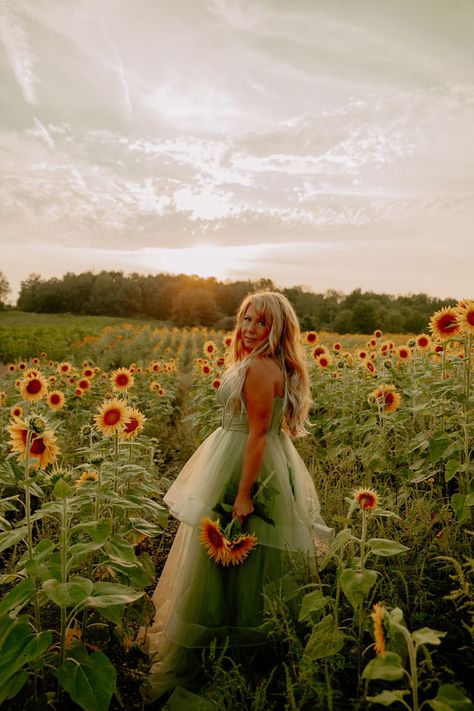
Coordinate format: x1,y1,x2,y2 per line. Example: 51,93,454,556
140,385,332,701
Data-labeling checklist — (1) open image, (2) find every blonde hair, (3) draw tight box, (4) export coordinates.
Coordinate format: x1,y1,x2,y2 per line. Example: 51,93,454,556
222,290,312,437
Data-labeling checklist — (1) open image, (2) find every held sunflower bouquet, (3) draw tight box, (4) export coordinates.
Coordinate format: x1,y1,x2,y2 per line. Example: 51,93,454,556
199,471,278,567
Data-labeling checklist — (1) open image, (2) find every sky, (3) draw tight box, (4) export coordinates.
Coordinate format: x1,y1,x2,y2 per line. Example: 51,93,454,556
1,0,473,304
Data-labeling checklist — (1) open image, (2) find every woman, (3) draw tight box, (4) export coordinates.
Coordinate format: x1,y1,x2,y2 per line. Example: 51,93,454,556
139,290,332,701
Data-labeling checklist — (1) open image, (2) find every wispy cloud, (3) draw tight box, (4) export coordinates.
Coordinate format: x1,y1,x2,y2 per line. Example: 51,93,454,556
0,0,38,104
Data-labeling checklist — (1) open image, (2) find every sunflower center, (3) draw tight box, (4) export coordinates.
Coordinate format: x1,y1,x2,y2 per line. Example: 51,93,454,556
467,311,474,326
125,418,139,433
207,526,225,548
51,394,60,404
27,379,42,394
439,314,458,332
385,393,394,405
116,374,129,386
104,408,122,425
30,436,46,455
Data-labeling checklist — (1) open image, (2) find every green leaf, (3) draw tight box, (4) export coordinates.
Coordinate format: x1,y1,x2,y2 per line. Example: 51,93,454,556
367,539,410,557
163,686,216,710
451,494,471,522
71,519,113,543
67,542,104,571
362,651,405,682
52,478,72,498
428,684,474,710
103,535,137,566
412,627,446,646
124,517,163,538
58,647,116,711
429,433,451,464
26,551,62,583
0,526,28,554
366,689,410,706
84,582,143,608
0,620,52,688
340,568,378,608
0,578,36,616
319,528,357,571
299,589,331,621
97,604,125,624
0,670,28,704
303,614,344,660
42,577,93,608
445,459,460,483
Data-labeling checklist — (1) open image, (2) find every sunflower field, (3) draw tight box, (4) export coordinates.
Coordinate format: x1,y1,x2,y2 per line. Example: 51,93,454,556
0,302,473,711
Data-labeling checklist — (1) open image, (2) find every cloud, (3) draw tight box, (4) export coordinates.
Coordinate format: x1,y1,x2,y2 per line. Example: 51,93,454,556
0,0,38,104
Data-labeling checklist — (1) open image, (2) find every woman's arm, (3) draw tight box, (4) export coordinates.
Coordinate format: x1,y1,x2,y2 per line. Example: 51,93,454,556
232,360,276,524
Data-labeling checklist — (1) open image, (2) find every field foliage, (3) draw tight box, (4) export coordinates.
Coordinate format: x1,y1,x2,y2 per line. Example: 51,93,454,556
0,306,473,710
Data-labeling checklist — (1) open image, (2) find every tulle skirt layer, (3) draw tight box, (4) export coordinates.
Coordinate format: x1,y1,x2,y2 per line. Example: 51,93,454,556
139,424,332,701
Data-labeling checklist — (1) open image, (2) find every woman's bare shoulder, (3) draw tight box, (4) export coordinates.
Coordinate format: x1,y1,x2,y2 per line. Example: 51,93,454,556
246,358,284,395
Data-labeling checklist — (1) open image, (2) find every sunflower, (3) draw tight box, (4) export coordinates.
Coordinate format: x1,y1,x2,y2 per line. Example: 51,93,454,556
149,381,161,392
47,391,66,410
225,534,258,566
373,330,383,339
119,406,146,441
94,398,130,436
365,360,377,377
305,331,318,345
357,349,368,361
110,367,135,392
201,362,212,376
7,417,60,469
368,339,377,349
48,376,57,383
41,352,47,358
32,357,39,365
211,378,221,390
333,342,342,351
18,362,26,371
203,340,217,357
7,363,16,372
10,404,23,418
371,603,386,656
19,373,48,402
429,306,461,340
396,345,411,362
77,378,91,392
0,391,7,406
455,299,474,335
369,384,401,414
57,362,74,375
316,354,332,368
312,345,329,361
74,388,83,397
353,487,379,510
223,335,233,349
157,387,166,397
415,333,431,350
82,367,94,378
199,517,229,564
75,470,99,486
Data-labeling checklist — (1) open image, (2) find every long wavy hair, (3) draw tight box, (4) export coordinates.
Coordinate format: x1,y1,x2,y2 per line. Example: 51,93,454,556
221,290,312,437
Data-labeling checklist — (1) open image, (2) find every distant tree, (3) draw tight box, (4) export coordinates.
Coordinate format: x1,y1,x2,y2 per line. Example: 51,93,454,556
351,299,379,333
0,271,10,308
172,288,220,326
17,273,43,311
333,309,354,334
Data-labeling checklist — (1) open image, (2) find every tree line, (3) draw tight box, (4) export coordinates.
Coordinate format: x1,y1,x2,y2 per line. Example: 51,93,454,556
1,270,454,333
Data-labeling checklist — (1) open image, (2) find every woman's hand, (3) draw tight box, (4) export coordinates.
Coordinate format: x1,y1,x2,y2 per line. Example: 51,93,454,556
232,491,254,525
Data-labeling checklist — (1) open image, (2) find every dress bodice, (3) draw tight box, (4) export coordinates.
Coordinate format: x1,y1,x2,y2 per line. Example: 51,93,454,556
221,396,285,434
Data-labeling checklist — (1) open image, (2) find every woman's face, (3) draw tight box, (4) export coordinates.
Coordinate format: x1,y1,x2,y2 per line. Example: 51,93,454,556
241,304,270,353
